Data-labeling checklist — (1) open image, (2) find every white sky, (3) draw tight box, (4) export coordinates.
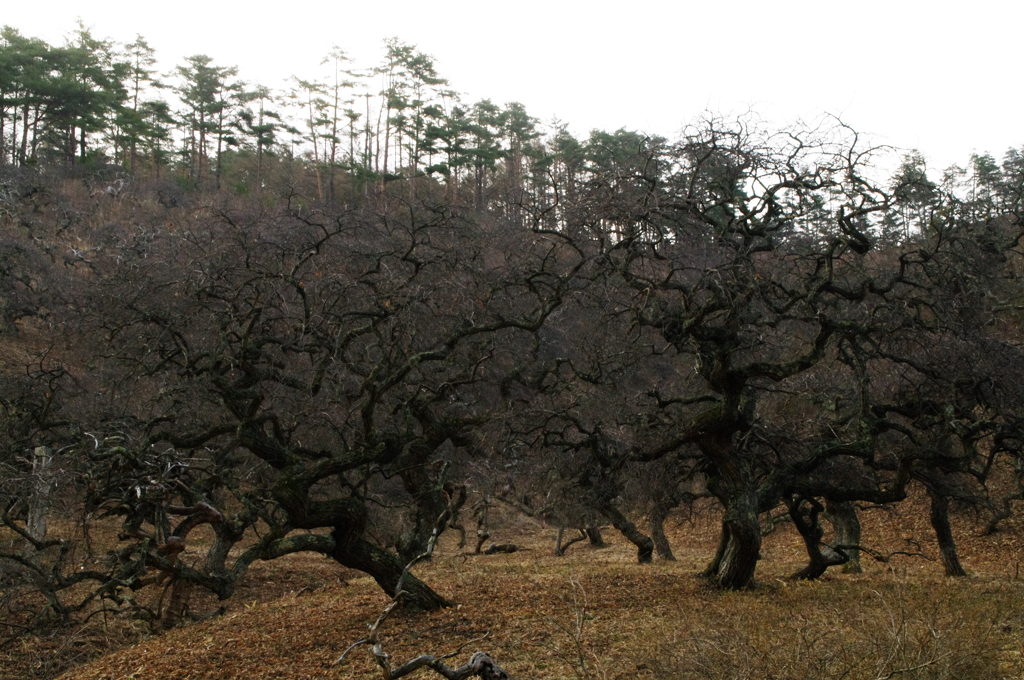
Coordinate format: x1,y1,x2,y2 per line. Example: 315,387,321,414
4,0,1022,176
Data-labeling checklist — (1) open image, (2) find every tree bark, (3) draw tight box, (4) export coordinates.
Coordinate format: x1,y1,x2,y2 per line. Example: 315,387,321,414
598,503,653,563
700,424,761,588
396,463,452,565
331,526,451,610
274,478,451,609
714,507,761,587
789,496,849,580
825,498,862,574
702,491,761,588
204,514,248,576
649,494,677,561
928,489,966,577
471,496,490,553
701,522,728,579
584,526,605,548
554,525,606,556
26,446,53,544
555,527,586,556
378,650,511,680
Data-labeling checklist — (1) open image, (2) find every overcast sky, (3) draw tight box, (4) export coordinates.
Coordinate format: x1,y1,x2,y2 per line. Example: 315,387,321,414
4,1,1021,175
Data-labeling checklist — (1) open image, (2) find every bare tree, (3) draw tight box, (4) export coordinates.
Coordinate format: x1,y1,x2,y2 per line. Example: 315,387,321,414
59,185,584,612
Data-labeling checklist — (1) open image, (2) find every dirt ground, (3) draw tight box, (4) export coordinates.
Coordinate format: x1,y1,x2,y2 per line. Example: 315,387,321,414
5,493,1024,680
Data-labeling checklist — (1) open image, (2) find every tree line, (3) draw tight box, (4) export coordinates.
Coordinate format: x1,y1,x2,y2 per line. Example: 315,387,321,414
0,26,559,208
2,24,1024,652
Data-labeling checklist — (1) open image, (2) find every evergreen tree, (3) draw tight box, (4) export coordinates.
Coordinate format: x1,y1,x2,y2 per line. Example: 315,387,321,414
999,147,1024,214
0,27,53,165
375,38,448,181
320,47,360,200
174,54,239,185
45,24,127,164
114,35,162,171
469,99,504,210
886,151,937,242
233,84,284,195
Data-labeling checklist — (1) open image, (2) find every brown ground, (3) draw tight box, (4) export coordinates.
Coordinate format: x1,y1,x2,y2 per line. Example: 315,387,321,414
6,493,1024,680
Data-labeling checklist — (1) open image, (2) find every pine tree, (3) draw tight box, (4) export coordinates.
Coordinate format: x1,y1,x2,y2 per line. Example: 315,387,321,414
174,54,239,185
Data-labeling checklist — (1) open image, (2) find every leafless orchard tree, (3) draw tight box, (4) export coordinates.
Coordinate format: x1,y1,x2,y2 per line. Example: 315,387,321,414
69,190,586,610
0,173,587,625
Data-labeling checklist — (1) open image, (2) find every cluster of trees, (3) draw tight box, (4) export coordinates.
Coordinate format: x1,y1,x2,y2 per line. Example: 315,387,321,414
0,26,165,168
3,26,1024,648
0,27,557,209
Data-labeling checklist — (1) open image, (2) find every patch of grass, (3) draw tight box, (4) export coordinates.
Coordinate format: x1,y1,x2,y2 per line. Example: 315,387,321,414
648,575,1024,680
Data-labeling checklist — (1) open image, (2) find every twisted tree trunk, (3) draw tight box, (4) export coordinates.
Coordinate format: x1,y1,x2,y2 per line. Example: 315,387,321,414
712,499,762,588
555,527,586,556
702,491,761,588
825,498,862,574
25,446,53,546
274,478,451,610
331,527,451,610
649,493,678,561
396,464,453,565
700,426,761,589
928,489,966,577
789,496,849,580
599,502,654,563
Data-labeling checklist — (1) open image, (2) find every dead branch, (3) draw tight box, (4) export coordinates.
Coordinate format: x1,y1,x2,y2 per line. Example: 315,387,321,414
387,651,511,679
833,543,936,564
483,544,524,555
555,527,588,556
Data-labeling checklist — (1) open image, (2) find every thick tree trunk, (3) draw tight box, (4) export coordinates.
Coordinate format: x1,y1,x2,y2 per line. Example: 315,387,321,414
825,498,862,574
649,495,677,561
715,511,761,588
698,419,762,588
584,526,605,547
204,516,247,575
396,465,452,565
275,480,450,610
928,489,966,577
789,496,849,580
26,446,53,544
703,493,761,588
330,527,451,610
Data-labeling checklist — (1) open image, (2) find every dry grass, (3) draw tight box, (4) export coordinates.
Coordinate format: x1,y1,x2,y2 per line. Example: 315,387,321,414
650,579,1024,679
4,494,1024,680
